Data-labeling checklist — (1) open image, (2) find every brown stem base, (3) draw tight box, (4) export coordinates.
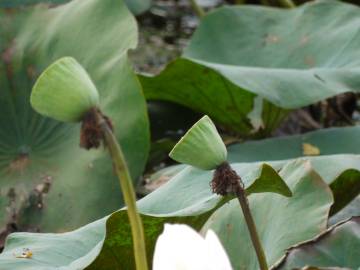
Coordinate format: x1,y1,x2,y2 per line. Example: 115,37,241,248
211,162,269,270
80,107,113,150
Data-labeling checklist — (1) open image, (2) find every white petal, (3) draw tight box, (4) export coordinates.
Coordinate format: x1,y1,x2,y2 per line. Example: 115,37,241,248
205,230,233,270
153,224,233,270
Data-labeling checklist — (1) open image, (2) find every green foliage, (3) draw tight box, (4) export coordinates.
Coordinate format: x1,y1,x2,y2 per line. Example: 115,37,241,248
0,162,291,269
1,0,360,269
0,0,68,6
140,0,360,135
203,160,334,270
228,126,360,215
30,57,100,122
227,126,360,162
169,116,227,170
275,217,360,269
0,0,151,15
125,0,151,15
0,0,149,233
2,153,357,269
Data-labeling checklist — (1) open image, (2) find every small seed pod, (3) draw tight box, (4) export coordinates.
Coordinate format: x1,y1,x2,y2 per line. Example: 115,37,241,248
30,57,100,123
169,115,227,170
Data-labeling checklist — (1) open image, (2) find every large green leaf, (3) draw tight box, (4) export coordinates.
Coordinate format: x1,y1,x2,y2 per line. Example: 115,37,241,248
1,155,358,269
125,0,151,15
274,217,360,270
150,127,360,216
227,126,360,215
203,160,334,270
0,161,290,269
140,0,360,135
0,0,150,234
227,126,360,162
149,157,360,217
243,156,360,216
0,0,68,6
0,0,150,15
329,197,360,225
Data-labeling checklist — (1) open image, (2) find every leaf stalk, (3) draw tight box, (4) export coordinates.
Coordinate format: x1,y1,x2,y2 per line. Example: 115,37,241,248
278,0,296,8
95,111,148,270
189,0,205,18
235,183,268,270
212,162,268,270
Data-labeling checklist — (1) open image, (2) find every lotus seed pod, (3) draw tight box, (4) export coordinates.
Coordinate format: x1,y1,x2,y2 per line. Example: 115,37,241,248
169,115,227,170
31,57,100,122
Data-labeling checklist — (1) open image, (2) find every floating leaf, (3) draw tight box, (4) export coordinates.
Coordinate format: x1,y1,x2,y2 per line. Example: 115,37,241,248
149,154,360,218
0,0,149,234
329,197,360,225
203,160,334,270
0,0,150,15
140,1,360,135
1,153,358,269
0,161,290,269
227,126,360,162
274,217,360,270
227,126,360,215
125,0,151,15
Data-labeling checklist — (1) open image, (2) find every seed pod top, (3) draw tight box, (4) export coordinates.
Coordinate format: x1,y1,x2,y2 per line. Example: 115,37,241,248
30,57,100,123
169,115,227,170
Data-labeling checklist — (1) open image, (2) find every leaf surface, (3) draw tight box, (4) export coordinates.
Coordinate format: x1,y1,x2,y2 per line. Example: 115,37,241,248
0,162,290,269
203,160,334,270
274,217,360,270
141,1,360,134
0,0,150,233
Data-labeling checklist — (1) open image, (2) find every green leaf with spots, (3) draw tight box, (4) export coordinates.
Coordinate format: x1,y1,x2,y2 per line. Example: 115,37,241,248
227,126,360,215
140,0,360,135
0,0,149,235
0,161,290,269
203,160,334,270
274,217,360,270
150,126,360,217
227,126,360,162
0,153,357,269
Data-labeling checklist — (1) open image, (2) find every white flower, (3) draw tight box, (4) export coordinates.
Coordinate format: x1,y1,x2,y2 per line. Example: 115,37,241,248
153,224,233,270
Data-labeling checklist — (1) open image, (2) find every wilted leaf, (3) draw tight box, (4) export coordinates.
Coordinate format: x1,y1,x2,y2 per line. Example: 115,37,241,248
303,143,320,156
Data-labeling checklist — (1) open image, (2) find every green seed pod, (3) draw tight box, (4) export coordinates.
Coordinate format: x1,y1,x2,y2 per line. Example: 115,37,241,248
30,57,100,123
169,115,227,170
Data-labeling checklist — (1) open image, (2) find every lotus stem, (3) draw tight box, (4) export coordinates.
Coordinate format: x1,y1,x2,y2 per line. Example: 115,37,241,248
278,0,296,8
189,0,205,18
235,184,268,270
212,162,268,270
95,111,148,270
